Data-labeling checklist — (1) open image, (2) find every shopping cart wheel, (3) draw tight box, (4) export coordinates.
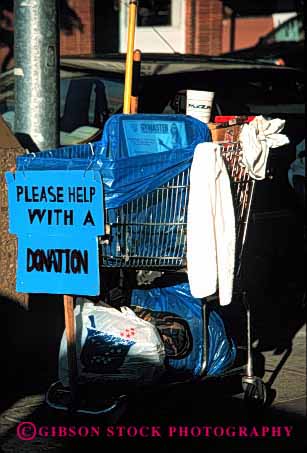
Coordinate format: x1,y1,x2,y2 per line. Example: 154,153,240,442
243,377,267,409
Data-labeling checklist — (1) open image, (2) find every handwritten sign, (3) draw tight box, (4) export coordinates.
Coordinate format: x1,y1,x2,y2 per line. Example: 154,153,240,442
5,170,104,236
5,170,104,296
16,235,100,295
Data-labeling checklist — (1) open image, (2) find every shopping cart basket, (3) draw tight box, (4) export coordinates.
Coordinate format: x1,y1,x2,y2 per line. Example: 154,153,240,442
100,141,253,277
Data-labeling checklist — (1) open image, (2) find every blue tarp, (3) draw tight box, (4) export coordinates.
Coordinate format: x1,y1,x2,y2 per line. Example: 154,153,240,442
16,114,211,209
131,283,236,377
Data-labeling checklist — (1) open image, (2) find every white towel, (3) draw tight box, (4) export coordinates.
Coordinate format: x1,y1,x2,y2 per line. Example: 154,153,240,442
240,115,289,180
187,143,236,306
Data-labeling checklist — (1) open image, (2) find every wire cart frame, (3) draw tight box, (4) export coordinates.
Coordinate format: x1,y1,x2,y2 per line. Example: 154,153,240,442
47,140,266,415
100,141,254,275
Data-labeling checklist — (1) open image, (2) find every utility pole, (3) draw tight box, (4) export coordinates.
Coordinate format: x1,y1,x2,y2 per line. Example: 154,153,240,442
14,0,59,151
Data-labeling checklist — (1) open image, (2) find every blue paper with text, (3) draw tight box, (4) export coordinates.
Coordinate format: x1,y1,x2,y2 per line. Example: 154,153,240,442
5,170,104,296
16,235,100,295
5,170,104,236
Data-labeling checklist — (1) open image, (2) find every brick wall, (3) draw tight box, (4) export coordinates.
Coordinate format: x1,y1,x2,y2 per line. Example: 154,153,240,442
0,0,94,71
222,16,274,52
185,0,195,54
0,47,13,71
60,0,94,56
185,0,223,55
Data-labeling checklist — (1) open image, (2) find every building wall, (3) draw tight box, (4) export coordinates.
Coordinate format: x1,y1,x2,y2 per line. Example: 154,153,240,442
0,1,301,72
222,16,274,52
60,0,94,56
0,0,94,72
119,0,223,55
192,0,223,55
0,47,12,71
0,6,14,72
185,0,195,53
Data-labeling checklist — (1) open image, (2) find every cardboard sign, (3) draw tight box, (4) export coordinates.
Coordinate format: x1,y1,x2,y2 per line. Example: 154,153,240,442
123,119,188,156
5,170,104,236
6,170,104,296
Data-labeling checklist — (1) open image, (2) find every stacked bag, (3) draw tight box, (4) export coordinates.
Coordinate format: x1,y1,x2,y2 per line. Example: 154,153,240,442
58,282,236,386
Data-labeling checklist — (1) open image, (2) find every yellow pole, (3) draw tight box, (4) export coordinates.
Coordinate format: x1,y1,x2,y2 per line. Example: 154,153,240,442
123,0,137,114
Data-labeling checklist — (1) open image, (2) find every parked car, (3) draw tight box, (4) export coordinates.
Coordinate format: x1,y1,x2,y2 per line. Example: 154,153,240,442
0,53,304,149
221,14,304,69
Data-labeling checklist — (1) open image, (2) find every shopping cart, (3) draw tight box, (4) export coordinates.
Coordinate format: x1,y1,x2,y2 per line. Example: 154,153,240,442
98,140,263,401
18,114,265,414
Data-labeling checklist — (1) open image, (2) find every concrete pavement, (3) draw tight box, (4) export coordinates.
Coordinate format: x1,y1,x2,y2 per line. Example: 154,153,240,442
261,323,306,418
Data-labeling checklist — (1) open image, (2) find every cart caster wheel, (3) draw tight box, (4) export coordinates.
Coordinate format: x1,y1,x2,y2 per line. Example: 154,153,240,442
243,377,267,409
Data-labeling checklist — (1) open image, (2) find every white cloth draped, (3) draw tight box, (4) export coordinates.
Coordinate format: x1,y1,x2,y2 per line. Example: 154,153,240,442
187,142,236,306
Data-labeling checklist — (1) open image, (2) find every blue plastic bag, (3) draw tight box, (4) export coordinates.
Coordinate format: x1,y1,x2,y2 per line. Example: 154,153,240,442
16,114,211,209
131,282,236,377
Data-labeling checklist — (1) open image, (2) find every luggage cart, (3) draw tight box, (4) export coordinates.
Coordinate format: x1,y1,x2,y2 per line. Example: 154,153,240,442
45,138,267,415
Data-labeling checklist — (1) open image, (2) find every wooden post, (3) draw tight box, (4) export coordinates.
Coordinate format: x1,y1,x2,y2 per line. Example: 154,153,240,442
131,49,141,114
123,0,137,114
63,295,78,407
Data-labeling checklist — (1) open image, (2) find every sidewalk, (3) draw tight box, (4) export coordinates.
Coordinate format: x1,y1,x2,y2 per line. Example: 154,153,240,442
261,323,306,418
0,325,305,453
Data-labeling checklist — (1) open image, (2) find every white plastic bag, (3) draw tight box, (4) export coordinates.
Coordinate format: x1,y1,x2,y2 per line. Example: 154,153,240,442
59,300,165,386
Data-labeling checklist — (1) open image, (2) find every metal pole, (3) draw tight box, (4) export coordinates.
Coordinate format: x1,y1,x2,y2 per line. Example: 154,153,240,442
14,0,59,151
199,300,208,376
243,292,254,379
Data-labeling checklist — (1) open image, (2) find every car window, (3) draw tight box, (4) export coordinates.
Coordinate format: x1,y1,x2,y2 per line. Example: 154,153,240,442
60,76,124,131
262,15,304,44
0,74,125,146
59,76,124,144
